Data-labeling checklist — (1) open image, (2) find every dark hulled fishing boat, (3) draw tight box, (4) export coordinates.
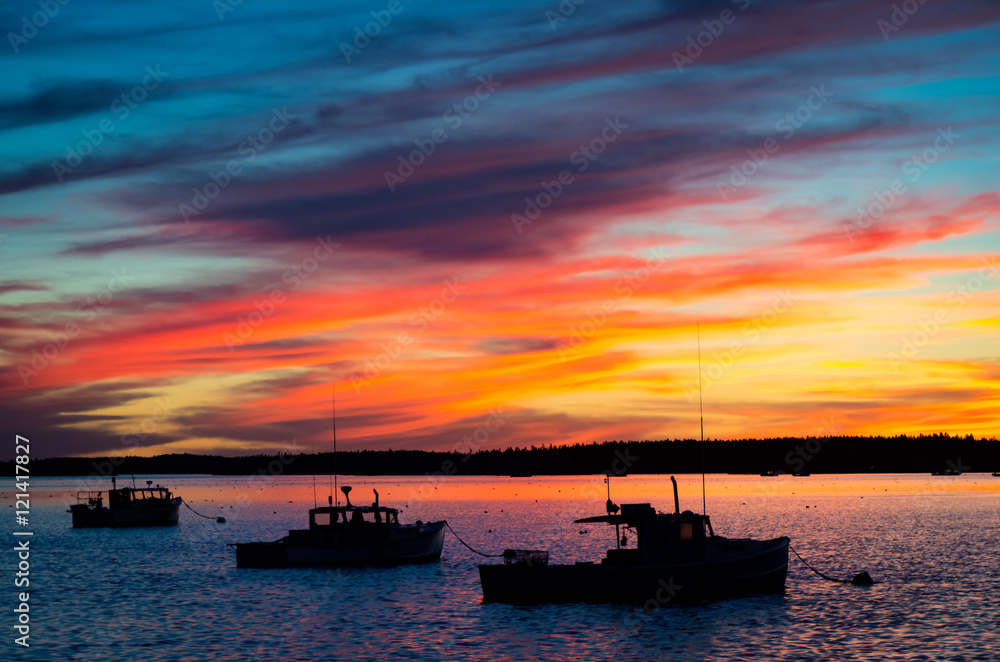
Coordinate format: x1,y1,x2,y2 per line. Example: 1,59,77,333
232,486,445,568
478,477,788,603
70,478,182,528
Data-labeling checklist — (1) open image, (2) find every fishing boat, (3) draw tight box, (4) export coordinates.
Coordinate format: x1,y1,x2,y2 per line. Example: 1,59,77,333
70,477,182,528
478,477,788,602
231,486,446,568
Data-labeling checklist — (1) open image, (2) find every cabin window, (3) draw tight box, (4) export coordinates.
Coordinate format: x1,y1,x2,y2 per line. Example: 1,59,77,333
680,522,693,541
314,512,331,526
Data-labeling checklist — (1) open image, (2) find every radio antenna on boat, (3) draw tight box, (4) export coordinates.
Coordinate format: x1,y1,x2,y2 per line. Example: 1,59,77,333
332,381,338,507
697,322,706,516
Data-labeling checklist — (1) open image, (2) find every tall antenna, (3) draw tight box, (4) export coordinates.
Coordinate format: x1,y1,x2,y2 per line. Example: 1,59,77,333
697,322,706,516
332,381,338,507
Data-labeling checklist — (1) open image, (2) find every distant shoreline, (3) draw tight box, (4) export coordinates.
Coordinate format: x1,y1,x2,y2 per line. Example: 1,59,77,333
4,434,998,477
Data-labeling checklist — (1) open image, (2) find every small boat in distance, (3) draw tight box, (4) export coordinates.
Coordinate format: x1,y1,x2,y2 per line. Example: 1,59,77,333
231,486,445,568
478,476,789,602
931,469,963,476
70,477,182,528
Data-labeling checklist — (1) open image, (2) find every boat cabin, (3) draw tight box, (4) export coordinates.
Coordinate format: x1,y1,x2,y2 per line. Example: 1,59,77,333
309,505,400,528
75,482,175,510
292,487,405,542
632,507,713,564
578,503,714,565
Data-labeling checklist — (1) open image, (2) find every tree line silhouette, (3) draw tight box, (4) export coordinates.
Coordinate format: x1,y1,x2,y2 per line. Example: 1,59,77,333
8,433,999,476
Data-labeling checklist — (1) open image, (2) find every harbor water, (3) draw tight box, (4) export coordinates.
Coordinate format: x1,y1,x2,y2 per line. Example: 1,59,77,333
10,474,999,661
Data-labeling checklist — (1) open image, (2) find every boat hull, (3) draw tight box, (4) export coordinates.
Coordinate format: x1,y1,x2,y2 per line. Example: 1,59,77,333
70,497,182,528
234,521,446,568
479,536,789,603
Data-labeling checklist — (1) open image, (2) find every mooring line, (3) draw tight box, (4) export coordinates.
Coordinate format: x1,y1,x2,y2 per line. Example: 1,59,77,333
444,521,501,558
790,543,873,585
182,499,227,522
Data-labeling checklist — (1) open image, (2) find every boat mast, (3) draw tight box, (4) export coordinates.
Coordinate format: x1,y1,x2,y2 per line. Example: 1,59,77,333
697,322,706,516
332,381,338,507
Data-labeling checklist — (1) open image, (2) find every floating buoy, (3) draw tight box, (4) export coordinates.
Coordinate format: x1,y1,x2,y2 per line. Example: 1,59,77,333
851,571,874,586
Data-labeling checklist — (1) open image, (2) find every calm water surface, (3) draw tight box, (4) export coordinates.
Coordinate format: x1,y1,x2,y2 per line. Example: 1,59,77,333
10,474,999,661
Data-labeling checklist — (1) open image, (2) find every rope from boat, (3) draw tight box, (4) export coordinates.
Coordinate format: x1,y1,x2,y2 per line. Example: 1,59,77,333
444,521,501,558
789,543,873,585
182,499,226,522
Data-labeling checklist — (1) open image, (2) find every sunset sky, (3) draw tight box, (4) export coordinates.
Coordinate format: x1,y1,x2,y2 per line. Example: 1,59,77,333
2,0,998,459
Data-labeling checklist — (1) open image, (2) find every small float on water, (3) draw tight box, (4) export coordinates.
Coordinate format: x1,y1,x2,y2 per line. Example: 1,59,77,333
478,476,789,603
70,477,182,528
231,486,445,568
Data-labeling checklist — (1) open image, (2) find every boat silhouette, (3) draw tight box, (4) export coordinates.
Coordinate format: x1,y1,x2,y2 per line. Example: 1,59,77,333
478,476,788,602
70,477,181,528
231,486,445,568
